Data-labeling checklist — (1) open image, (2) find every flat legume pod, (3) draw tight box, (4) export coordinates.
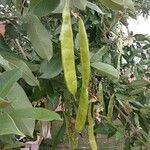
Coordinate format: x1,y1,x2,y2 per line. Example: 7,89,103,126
60,1,77,95
88,104,97,150
75,17,90,132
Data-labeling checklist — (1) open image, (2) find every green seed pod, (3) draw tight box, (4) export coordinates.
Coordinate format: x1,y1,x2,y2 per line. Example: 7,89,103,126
60,1,77,95
75,17,90,132
88,104,97,150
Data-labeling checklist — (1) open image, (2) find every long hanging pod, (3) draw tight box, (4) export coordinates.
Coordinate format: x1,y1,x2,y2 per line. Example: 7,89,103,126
75,17,90,133
88,104,97,150
60,0,77,96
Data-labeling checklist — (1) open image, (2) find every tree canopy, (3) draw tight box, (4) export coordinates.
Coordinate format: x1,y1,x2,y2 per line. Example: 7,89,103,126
0,0,150,149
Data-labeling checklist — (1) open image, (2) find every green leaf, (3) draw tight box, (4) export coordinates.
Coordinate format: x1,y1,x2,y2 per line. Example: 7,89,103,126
52,0,65,13
95,122,117,135
116,93,136,102
0,69,22,98
0,97,11,108
138,115,149,133
0,51,40,72
0,54,10,69
140,107,150,117
129,79,150,89
107,94,115,122
129,87,145,96
40,55,62,79
29,0,60,17
91,62,120,80
10,107,61,121
7,57,39,86
0,53,39,86
0,113,24,136
30,80,54,101
97,82,105,114
51,122,66,150
0,135,25,149
87,1,104,14
72,0,87,10
121,0,135,11
24,14,53,60
6,83,35,137
98,0,123,10
90,46,108,63
141,59,150,65
0,36,10,51
134,34,147,41
98,0,135,11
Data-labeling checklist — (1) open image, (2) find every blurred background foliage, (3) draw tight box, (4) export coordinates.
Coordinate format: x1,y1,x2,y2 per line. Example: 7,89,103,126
0,0,150,149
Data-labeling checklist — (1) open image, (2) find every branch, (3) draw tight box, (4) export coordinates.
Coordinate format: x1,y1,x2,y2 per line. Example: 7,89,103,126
15,39,27,60
114,104,149,147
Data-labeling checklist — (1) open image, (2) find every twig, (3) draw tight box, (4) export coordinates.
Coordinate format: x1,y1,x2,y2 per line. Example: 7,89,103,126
105,11,124,36
115,104,135,130
114,104,149,147
15,38,27,60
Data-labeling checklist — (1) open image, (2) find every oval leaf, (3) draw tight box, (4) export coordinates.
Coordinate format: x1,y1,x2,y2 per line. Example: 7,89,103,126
90,46,108,63
40,55,62,79
8,58,39,86
98,0,123,10
98,0,135,11
30,0,60,17
10,108,61,121
0,113,24,136
52,0,65,13
87,1,104,14
91,62,120,80
73,0,87,10
129,79,150,89
6,83,35,137
0,53,39,86
0,69,22,98
0,54,11,69
95,122,117,135
24,14,53,61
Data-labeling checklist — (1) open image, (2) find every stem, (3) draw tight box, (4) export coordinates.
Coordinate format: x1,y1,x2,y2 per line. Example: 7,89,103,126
15,39,27,60
73,95,78,108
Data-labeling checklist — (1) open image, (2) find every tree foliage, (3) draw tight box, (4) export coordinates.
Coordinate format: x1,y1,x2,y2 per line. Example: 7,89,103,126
0,0,150,149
